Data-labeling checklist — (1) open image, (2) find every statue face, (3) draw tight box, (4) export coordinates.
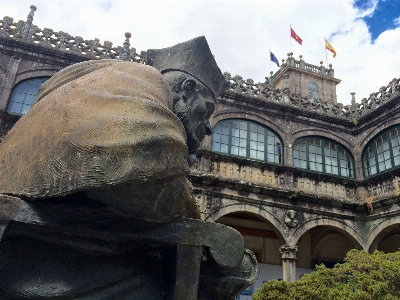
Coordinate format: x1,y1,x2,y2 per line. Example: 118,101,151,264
173,78,215,153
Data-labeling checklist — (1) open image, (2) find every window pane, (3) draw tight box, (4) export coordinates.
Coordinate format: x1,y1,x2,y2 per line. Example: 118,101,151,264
8,102,22,114
211,120,282,164
13,92,26,103
257,152,264,160
231,146,238,155
239,138,246,147
7,77,50,115
220,144,228,153
21,104,31,114
250,132,257,141
221,125,229,135
212,142,220,151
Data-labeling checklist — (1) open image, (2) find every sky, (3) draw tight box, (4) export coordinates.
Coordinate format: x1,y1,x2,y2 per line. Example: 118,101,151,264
1,0,399,105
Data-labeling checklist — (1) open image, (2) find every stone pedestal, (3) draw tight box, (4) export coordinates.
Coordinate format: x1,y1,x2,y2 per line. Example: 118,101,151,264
280,245,298,282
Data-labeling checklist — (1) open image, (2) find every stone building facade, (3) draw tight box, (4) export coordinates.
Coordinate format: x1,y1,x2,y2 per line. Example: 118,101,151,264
1,5,400,292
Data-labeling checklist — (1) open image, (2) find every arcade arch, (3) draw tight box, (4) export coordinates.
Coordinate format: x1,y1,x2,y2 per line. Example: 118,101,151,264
368,221,400,252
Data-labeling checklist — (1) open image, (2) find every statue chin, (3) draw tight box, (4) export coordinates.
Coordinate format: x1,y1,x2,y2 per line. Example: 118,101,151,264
187,152,197,167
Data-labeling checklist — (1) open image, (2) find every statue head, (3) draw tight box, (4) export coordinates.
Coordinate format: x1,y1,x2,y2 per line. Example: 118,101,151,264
147,36,229,160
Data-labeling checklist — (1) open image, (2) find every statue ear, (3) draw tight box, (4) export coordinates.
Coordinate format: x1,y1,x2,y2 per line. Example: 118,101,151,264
180,79,196,101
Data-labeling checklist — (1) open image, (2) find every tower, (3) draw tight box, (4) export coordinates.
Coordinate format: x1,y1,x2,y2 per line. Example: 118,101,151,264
269,52,341,103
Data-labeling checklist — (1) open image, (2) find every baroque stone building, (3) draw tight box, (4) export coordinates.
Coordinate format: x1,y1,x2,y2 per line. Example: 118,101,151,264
1,5,400,297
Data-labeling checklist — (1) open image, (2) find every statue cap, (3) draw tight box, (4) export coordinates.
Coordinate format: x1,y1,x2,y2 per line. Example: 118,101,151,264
147,36,229,98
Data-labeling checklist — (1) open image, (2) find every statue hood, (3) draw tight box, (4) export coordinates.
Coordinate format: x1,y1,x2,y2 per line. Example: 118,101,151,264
0,60,189,198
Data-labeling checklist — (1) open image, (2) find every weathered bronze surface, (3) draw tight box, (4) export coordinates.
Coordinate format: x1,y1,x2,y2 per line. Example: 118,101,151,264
0,36,258,299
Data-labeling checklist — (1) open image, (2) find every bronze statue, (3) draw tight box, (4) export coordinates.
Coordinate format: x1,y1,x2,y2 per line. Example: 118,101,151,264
0,36,258,299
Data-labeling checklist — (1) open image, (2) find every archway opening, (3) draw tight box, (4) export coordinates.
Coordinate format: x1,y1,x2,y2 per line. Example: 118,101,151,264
309,226,361,268
372,223,400,253
215,211,286,288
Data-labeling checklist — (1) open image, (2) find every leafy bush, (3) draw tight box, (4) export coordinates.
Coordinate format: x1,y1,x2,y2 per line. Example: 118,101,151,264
252,249,400,300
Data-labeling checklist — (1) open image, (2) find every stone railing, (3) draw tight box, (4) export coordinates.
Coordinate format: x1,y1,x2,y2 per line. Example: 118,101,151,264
1,6,400,121
192,152,400,207
223,71,400,120
269,53,334,83
0,5,147,63
192,152,356,202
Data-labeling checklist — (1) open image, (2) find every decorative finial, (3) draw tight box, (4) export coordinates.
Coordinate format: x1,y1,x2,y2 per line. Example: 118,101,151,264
320,61,323,65
28,5,36,21
329,63,332,69
119,32,132,61
270,71,273,75
350,92,356,105
287,53,291,57
299,55,302,60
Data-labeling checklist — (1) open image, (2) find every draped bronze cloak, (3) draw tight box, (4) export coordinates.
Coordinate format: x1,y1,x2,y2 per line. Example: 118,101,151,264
0,60,189,205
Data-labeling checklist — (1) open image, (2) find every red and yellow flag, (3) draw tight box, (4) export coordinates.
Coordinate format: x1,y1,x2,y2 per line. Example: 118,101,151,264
325,39,336,58
290,27,302,45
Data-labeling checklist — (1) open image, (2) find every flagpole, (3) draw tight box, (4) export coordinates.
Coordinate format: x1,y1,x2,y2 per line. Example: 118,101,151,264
290,24,291,52
270,49,272,74
324,35,328,67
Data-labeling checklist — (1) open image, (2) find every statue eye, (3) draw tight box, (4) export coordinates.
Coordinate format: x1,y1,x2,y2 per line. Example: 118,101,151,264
184,79,196,91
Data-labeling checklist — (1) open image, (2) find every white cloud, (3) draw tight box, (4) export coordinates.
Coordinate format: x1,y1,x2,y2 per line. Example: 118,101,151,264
2,0,400,105
394,16,400,26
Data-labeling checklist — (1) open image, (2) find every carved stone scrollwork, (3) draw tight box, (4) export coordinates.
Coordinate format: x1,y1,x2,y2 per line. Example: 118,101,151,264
279,245,298,259
284,209,298,228
0,16,14,37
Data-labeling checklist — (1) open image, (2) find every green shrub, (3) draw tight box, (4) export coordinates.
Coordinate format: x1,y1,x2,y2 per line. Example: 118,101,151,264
252,249,400,300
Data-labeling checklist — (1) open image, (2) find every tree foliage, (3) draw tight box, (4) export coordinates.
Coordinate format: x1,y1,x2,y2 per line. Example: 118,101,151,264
252,249,400,300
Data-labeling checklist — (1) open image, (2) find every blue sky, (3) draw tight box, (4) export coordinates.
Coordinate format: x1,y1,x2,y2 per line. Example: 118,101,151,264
1,0,400,105
355,0,400,41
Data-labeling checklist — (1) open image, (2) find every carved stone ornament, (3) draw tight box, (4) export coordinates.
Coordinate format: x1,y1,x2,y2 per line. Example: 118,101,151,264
280,245,298,259
284,209,299,228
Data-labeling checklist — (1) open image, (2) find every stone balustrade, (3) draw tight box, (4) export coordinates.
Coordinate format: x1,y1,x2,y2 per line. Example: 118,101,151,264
0,6,147,63
193,152,355,201
1,6,399,122
192,151,400,205
223,71,400,120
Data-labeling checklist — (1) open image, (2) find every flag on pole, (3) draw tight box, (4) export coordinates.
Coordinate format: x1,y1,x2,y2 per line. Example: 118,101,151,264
290,27,302,45
325,39,336,57
270,51,280,67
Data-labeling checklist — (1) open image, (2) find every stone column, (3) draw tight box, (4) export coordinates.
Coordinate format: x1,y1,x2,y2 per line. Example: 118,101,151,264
280,245,298,282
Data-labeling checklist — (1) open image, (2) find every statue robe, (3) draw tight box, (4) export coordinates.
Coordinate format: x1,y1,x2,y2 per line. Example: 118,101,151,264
0,60,195,221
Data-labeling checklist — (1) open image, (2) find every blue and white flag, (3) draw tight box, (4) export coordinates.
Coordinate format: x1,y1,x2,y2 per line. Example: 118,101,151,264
270,51,280,67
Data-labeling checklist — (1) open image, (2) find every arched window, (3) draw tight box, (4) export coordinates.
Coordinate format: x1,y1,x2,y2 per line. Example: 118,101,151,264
212,119,283,164
307,82,319,99
363,125,400,178
293,136,354,178
7,77,49,115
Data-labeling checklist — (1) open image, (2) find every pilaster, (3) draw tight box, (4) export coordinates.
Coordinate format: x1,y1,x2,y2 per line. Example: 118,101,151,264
0,56,21,111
